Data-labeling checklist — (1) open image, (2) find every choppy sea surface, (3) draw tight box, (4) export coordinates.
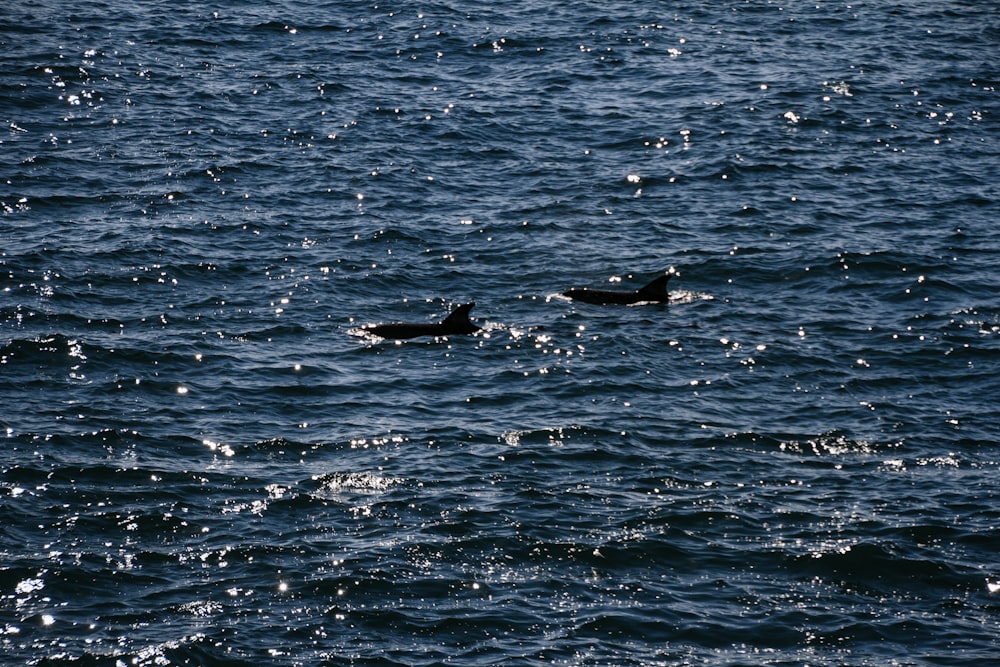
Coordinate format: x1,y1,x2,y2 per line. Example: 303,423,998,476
3,1,1000,665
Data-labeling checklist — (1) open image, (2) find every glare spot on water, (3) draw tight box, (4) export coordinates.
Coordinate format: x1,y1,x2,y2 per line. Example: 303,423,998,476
203,439,235,457
15,577,44,594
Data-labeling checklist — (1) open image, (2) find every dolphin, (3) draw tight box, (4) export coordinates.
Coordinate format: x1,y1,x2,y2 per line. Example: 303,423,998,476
562,269,676,305
360,302,481,340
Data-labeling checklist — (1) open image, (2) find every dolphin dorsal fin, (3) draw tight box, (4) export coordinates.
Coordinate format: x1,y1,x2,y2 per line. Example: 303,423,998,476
442,302,475,326
637,270,674,298
440,302,480,335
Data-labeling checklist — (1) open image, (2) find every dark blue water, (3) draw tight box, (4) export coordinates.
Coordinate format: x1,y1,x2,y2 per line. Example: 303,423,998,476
3,1,1000,664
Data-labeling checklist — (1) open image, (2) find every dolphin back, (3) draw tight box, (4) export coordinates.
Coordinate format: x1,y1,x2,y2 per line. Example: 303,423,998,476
360,302,478,340
564,269,675,305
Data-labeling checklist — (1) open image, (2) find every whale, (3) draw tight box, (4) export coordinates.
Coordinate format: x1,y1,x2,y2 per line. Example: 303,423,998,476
562,269,676,305
360,302,481,340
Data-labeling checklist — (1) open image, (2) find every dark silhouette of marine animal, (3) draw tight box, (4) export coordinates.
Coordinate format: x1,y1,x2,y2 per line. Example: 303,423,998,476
562,269,676,305
361,302,480,340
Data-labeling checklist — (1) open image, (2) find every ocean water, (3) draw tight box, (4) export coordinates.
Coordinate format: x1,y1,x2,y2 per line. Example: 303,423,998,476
2,1,999,664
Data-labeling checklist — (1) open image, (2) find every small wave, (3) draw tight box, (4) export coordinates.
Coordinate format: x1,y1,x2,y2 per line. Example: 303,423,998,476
310,471,402,495
500,424,625,448
776,432,902,457
0,334,83,362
